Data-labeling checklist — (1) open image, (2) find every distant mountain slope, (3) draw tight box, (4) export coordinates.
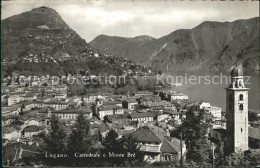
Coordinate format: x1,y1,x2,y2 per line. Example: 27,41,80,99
90,35,155,61
1,6,91,60
1,6,125,76
90,17,259,72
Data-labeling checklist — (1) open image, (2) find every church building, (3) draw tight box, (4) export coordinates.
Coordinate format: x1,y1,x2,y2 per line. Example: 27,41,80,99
226,65,249,154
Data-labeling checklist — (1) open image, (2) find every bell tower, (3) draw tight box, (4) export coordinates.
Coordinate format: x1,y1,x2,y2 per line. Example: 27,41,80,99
226,64,249,154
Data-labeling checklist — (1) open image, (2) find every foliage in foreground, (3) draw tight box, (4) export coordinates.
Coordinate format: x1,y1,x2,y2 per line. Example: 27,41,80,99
34,114,144,167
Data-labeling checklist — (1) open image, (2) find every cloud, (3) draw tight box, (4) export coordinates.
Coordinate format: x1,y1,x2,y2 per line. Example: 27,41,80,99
1,1,259,42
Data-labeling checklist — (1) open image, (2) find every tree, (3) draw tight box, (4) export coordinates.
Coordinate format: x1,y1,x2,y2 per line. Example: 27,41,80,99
223,150,260,166
67,112,95,166
38,115,68,166
102,129,124,166
121,135,144,166
215,137,225,166
69,83,85,96
171,106,211,165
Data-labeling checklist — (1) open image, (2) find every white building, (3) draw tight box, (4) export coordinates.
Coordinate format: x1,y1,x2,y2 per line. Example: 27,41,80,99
7,95,22,106
199,102,211,109
168,93,189,101
97,105,124,120
207,106,222,119
122,99,138,110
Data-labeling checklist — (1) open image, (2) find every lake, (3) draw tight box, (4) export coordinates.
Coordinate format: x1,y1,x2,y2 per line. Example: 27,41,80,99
163,71,260,111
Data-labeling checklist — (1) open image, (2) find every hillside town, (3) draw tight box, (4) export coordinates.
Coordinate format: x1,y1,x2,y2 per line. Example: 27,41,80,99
2,66,260,167
1,2,260,167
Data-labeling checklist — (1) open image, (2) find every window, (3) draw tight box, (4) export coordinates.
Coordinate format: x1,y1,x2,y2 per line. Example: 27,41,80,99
241,128,243,132
239,104,243,110
239,94,243,101
239,81,243,87
229,104,232,110
229,94,233,102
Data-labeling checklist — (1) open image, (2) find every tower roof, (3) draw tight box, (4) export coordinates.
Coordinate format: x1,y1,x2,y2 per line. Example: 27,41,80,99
231,66,243,77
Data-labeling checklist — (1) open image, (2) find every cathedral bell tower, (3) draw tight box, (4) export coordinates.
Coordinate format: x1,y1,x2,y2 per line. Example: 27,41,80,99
226,65,249,154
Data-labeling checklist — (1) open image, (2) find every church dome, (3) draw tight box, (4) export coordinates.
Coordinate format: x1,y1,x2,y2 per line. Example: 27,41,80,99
231,66,243,77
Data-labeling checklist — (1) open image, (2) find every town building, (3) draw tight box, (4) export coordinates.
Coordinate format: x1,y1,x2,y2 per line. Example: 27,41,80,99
139,101,176,111
168,93,189,101
22,125,45,138
128,112,156,122
2,126,21,140
199,102,211,109
7,95,22,106
122,99,138,110
2,116,19,126
209,127,226,140
97,105,124,120
126,126,186,163
104,113,130,124
205,106,222,119
38,107,90,120
132,91,153,97
163,110,180,121
34,100,68,110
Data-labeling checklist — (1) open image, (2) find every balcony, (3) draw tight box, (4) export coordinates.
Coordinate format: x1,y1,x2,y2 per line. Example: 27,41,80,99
140,144,160,153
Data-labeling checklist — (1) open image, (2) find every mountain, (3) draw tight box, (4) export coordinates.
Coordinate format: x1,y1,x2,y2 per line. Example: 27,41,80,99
1,6,90,60
1,6,124,76
90,35,155,61
90,17,259,72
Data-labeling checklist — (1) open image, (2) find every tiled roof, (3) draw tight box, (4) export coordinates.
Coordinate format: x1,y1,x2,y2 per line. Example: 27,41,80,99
52,108,85,114
133,91,153,95
45,100,68,104
2,115,19,121
149,125,181,154
129,112,157,118
103,101,122,105
98,105,123,111
129,126,161,143
105,114,129,121
79,106,92,113
2,126,19,134
161,139,178,154
23,125,40,133
123,98,138,103
163,110,179,115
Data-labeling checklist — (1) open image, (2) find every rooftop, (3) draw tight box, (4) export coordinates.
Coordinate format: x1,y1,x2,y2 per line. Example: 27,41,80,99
105,113,129,121
163,109,179,115
129,112,157,118
98,105,123,111
129,126,161,144
23,125,41,133
2,126,19,134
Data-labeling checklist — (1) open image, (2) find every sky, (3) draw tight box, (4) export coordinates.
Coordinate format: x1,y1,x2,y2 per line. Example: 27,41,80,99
1,0,259,42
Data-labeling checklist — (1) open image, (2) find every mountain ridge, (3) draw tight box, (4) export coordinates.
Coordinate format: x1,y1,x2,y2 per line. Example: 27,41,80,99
1,6,129,76
90,17,259,72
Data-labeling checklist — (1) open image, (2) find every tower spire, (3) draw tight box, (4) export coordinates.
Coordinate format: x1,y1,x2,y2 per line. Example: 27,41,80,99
226,64,249,154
